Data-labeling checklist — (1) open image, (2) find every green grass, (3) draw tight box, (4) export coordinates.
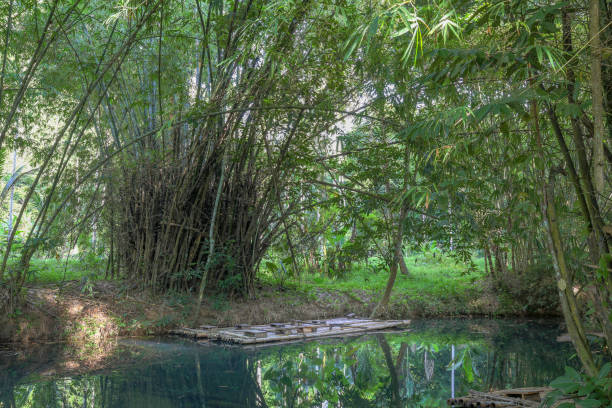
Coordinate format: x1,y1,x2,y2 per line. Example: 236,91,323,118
8,256,106,284
20,253,485,296
15,252,498,317
259,254,489,315
18,253,490,315
263,254,484,293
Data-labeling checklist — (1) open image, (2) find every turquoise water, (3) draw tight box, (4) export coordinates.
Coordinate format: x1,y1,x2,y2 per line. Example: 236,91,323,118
0,319,575,407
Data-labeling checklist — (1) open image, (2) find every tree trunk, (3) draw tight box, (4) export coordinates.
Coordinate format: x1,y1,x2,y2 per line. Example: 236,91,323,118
561,10,612,353
483,245,489,276
485,244,495,278
543,181,598,376
194,151,227,323
492,244,508,279
399,250,410,276
562,10,611,258
590,0,606,194
371,205,406,318
7,150,16,234
530,83,598,375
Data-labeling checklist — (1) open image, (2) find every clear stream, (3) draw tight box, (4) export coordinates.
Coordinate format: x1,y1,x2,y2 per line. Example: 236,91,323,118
1,319,576,407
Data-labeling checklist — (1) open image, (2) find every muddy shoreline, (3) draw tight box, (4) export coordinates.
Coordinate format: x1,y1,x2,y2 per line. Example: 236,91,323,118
0,279,560,348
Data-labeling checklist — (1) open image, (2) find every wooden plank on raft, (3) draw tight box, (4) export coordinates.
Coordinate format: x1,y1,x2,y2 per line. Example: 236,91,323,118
242,329,268,338
235,319,408,344
171,317,411,345
273,328,292,335
169,328,212,339
296,326,317,334
169,328,199,337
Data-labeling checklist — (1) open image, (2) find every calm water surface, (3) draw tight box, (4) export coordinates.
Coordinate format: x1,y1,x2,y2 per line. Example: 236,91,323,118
0,319,576,407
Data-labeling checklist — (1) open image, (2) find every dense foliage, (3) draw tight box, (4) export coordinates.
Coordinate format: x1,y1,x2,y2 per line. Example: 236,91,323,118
0,0,610,388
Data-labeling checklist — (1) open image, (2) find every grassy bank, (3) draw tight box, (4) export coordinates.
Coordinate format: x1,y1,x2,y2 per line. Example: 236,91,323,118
258,253,555,317
259,254,491,316
0,254,558,346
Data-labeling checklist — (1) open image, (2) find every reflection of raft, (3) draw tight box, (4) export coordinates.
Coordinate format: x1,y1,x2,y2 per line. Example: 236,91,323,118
448,387,553,407
171,316,411,344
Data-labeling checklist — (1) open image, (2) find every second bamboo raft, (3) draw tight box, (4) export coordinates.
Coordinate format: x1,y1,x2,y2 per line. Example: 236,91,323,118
448,388,557,407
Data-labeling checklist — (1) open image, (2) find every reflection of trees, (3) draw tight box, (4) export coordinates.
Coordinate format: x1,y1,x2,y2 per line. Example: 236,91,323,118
0,388,15,408
0,346,65,408
2,347,269,408
1,321,576,408
261,335,417,407
93,349,268,407
377,335,409,407
483,322,577,389
424,351,434,381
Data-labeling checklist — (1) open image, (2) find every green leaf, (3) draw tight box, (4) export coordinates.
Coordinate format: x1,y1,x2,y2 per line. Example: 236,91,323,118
577,399,601,408
280,376,292,387
551,371,581,394
392,26,414,38
462,351,474,382
367,16,379,39
265,261,278,273
597,363,611,380
343,31,361,60
263,369,275,380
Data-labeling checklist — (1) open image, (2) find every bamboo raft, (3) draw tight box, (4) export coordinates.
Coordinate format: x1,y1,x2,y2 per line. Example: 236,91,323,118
170,316,411,344
448,388,554,407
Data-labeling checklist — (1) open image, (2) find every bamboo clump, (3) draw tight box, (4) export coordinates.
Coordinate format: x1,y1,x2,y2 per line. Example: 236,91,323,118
101,0,346,297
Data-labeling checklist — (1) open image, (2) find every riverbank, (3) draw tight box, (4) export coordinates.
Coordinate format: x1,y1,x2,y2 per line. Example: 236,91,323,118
0,270,559,347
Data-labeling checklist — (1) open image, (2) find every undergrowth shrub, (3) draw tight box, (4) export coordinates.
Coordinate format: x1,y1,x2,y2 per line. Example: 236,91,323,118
544,364,612,408
498,259,559,315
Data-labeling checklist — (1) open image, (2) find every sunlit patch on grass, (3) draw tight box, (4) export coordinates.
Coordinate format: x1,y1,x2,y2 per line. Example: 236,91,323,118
63,305,119,363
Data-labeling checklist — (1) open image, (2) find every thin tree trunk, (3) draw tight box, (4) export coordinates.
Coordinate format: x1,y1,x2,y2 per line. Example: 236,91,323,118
547,105,591,232
590,0,606,194
543,180,597,376
194,152,228,323
7,150,16,234
0,0,14,112
371,205,406,318
399,251,410,276
530,84,598,375
483,245,489,276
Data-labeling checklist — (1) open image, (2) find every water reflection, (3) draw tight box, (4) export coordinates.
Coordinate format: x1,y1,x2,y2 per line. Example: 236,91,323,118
0,319,575,407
